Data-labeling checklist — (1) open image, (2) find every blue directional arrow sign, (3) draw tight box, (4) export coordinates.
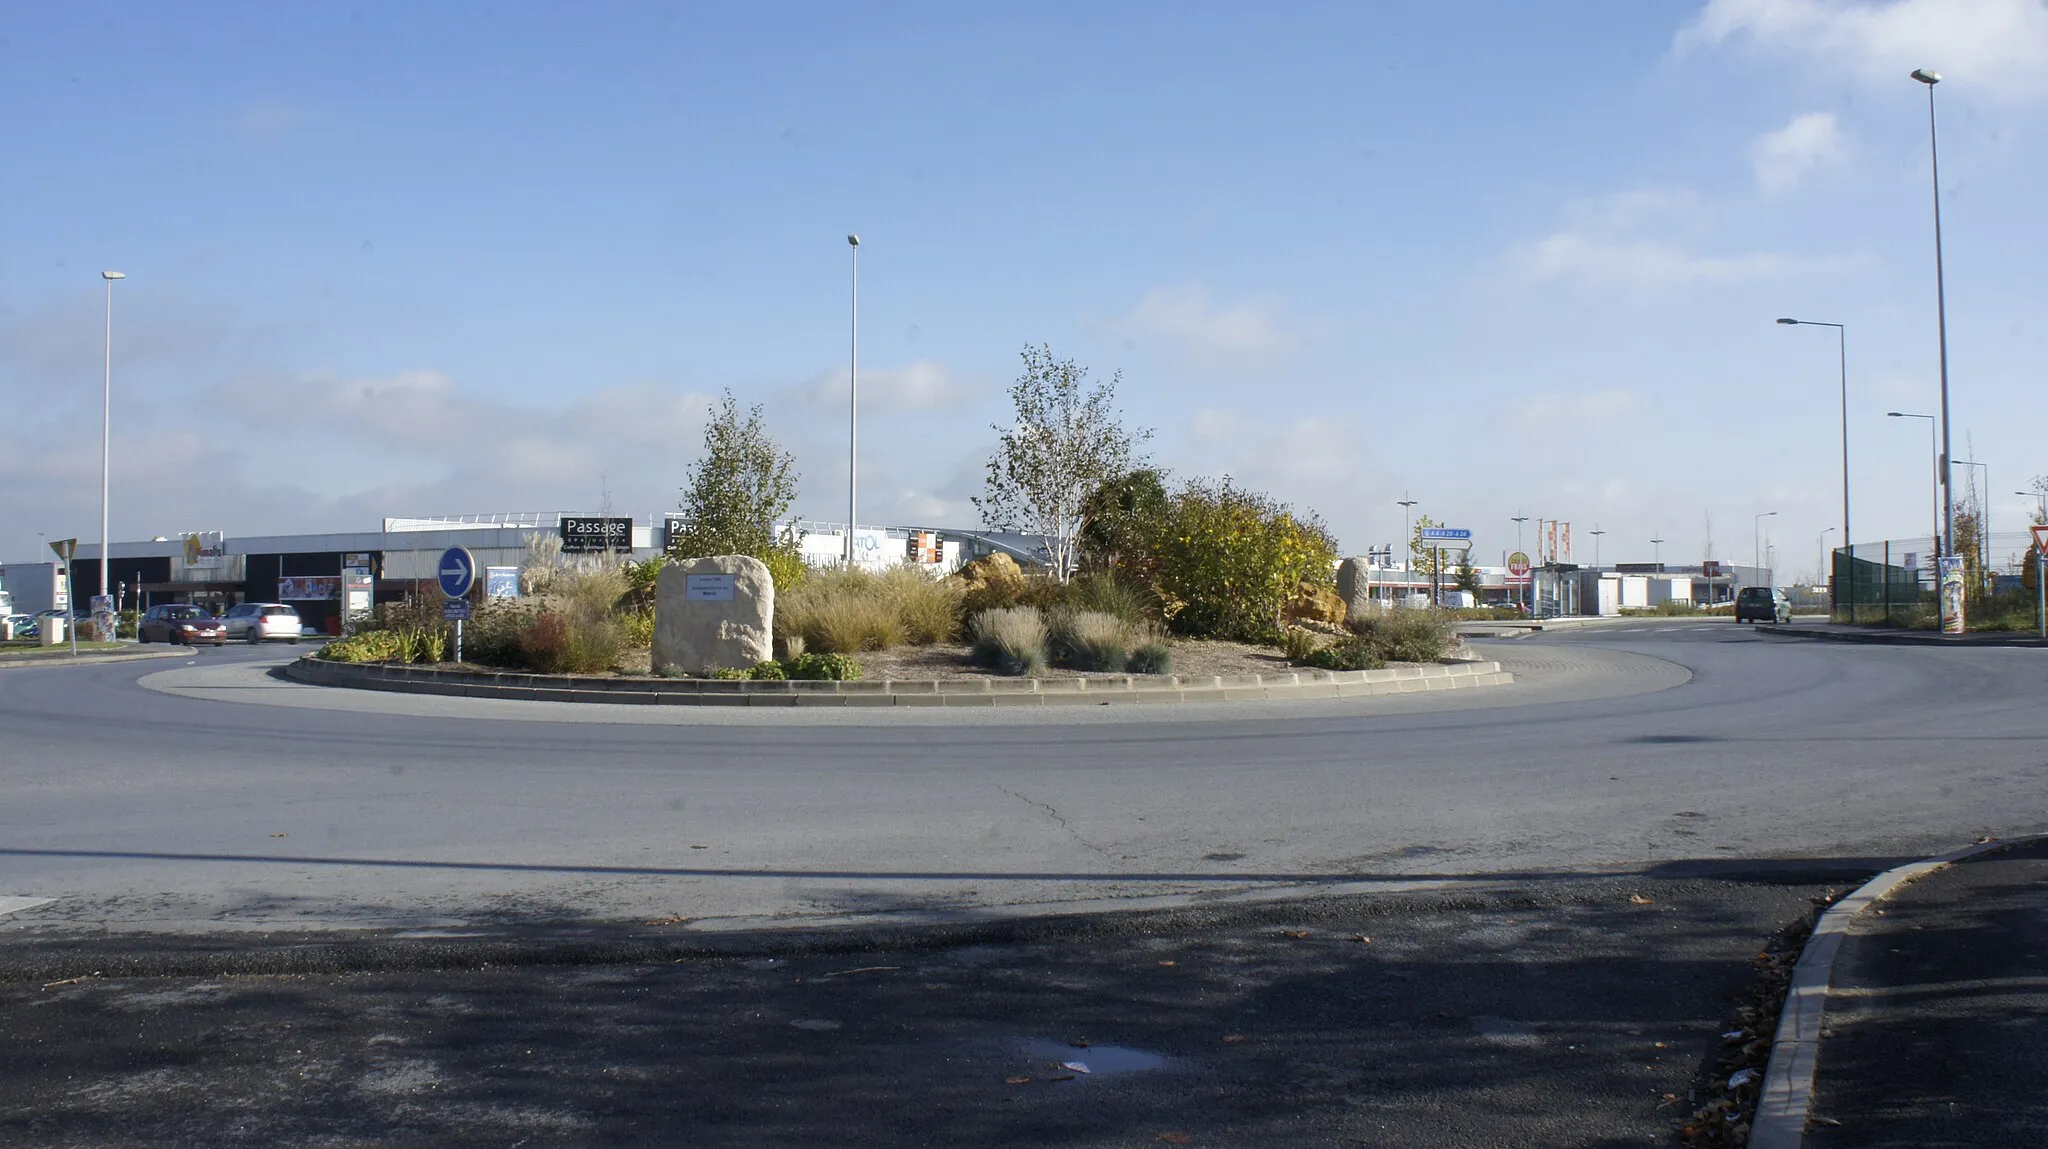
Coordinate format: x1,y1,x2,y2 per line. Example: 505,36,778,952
437,547,477,599
1418,527,1472,542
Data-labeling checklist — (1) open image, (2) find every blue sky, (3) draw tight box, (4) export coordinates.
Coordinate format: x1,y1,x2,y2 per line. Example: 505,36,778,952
4,0,2046,577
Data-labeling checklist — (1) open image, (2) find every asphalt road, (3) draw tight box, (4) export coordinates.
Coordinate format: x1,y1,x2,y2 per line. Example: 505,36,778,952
1,621,2042,936
3,621,2040,1145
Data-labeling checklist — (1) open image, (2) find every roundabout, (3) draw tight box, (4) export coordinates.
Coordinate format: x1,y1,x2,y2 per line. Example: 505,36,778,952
3,619,2041,938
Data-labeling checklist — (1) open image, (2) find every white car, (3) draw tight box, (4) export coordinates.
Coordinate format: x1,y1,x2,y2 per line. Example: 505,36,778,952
222,603,302,644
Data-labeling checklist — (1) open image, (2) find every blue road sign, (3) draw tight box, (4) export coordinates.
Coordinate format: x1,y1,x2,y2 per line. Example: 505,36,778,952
437,547,477,599
1418,527,1472,541
442,598,472,621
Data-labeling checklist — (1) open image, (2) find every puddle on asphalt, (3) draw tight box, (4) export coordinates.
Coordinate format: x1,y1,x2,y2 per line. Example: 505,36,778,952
1021,1039,1170,1077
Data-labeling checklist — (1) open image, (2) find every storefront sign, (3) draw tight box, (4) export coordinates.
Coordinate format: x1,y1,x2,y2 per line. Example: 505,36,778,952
560,516,632,553
278,576,339,601
486,566,521,599
182,531,227,568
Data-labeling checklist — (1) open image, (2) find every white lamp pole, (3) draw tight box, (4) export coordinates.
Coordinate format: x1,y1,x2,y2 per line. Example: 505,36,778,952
100,270,125,602
846,235,860,568
1911,68,1955,559
1754,511,1778,583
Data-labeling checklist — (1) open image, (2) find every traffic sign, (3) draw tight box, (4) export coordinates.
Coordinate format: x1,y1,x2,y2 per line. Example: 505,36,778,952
2034,524,2048,553
442,599,473,621
437,547,477,599
1418,527,1471,542
1507,551,1531,578
49,537,77,562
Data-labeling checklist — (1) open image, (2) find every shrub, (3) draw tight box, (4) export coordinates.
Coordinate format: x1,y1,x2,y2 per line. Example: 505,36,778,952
1151,478,1339,641
787,652,863,680
556,565,629,627
1278,627,1320,662
1128,640,1173,675
777,633,807,661
319,631,404,663
518,610,573,673
466,600,536,668
878,566,964,644
709,667,752,680
619,605,655,649
1065,572,1156,626
759,547,808,593
1052,609,1133,671
780,567,954,652
1348,609,1457,663
970,606,1049,676
748,660,788,681
561,617,624,674
1304,637,1385,671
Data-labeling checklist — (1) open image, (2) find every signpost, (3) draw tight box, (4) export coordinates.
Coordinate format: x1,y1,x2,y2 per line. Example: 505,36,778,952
1418,527,1472,542
49,538,77,655
438,547,476,663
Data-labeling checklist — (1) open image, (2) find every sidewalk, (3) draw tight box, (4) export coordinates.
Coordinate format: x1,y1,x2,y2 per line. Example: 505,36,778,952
1804,837,2048,1144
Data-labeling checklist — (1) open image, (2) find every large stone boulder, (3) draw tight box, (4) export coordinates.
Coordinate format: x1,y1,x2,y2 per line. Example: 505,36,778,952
654,555,774,674
1336,557,1375,621
1285,580,1348,626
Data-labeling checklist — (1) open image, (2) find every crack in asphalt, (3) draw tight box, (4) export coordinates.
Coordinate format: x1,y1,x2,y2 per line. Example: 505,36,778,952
993,784,1117,860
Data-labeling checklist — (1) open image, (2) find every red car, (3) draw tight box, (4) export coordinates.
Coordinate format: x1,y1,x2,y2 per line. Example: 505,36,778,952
139,604,228,645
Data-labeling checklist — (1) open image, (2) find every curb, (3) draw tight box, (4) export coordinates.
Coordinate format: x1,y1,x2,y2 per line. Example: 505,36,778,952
284,655,1512,707
0,648,184,670
1758,623,2046,648
1749,834,2041,1148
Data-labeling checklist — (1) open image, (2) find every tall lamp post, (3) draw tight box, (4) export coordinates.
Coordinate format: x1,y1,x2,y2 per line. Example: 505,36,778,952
1777,318,1851,616
845,235,860,567
1397,494,1419,594
100,270,124,608
1818,527,1835,586
1650,535,1664,567
1589,526,1605,570
1753,511,1778,585
1911,68,1956,566
1888,411,1941,553
2018,490,2048,523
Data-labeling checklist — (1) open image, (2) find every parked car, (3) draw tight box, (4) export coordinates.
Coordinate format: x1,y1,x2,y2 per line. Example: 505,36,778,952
3,613,35,638
138,604,229,645
1734,586,1791,625
222,602,302,644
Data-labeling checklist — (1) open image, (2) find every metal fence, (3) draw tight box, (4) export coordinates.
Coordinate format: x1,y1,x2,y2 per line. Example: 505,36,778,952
1832,530,2045,631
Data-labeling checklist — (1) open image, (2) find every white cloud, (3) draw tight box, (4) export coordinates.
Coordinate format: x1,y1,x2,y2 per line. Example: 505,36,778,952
1753,111,1847,195
1504,187,1842,286
799,358,982,412
1098,284,1299,361
1678,0,2048,99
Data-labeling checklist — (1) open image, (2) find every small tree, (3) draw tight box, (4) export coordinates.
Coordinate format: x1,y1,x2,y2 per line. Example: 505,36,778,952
1454,552,1481,595
1078,468,1170,581
669,390,801,568
975,345,1152,582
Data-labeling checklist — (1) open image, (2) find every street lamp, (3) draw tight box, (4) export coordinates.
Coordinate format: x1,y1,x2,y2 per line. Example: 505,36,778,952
1589,526,1605,570
1650,535,1664,567
100,270,124,607
1888,412,1941,553
1777,318,1852,614
1911,67,1956,566
1818,527,1835,586
1397,494,1418,564
2018,490,2048,522
1753,511,1778,584
845,235,859,568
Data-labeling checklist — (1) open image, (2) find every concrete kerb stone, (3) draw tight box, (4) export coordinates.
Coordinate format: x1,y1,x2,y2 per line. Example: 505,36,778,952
1748,834,2045,1149
283,656,1511,708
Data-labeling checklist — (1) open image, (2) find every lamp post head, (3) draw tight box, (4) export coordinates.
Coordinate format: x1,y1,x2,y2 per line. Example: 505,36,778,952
102,271,125,280
1776,317,1799,325
1911,68,1941,85
847,234,860,247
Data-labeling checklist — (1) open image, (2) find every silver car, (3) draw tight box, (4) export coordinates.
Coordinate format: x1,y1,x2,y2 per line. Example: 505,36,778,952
222,602,302,644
